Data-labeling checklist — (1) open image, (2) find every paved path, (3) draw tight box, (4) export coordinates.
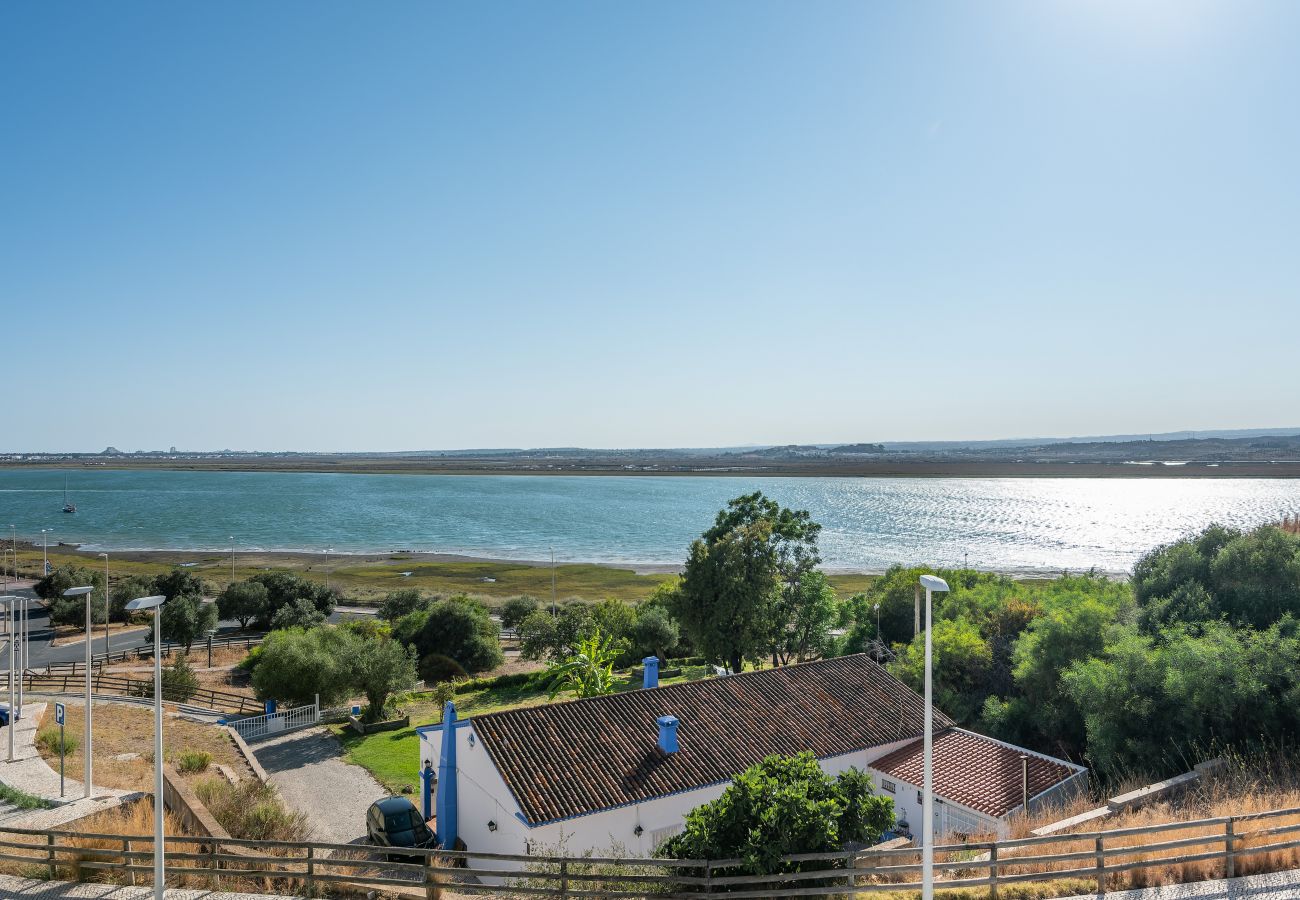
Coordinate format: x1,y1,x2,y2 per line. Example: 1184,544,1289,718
1060,869,1300,899
0,701,134,828
249,726,387,845
0,874,299,899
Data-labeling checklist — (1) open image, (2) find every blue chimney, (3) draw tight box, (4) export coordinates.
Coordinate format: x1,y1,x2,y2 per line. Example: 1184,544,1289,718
435,702,459,849
643,656,660,690
657,715,679,754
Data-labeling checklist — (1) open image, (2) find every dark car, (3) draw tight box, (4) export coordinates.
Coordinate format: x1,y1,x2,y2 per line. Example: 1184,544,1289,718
366,797,436,857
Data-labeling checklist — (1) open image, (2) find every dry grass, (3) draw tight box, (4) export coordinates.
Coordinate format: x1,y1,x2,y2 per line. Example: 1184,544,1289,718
1280,514,1300,535
105,648,257,699
35,702,250,791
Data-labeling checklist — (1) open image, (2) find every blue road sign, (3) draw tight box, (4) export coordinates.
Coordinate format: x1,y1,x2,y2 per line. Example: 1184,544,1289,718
54,703,65,726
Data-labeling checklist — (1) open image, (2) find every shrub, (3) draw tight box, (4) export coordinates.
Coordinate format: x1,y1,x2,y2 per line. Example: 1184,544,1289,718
500,595,539,630
162,654,201,703
176,750,212,774
431,680,456,709
405,597,503,674
217,580,269,630
379,588,430,622
270,597,327,631
36,727,79,756
419,653,467,685
195,778,309,842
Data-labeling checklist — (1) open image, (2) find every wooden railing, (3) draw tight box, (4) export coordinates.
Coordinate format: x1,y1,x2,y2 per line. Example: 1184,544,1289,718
20,671,262,715
0,805,1296,897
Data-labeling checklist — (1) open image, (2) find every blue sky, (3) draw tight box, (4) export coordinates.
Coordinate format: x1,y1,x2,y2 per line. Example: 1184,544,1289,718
4,1,1297,452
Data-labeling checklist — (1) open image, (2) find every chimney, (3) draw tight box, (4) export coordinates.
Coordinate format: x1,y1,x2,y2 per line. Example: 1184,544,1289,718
642,656,660,690
1021,754,1029,812
657,715,679,754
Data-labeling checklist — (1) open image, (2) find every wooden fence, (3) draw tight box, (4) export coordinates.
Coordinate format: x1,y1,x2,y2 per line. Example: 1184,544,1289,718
38,633,267,675
20,671,263,715
0,805,1297,898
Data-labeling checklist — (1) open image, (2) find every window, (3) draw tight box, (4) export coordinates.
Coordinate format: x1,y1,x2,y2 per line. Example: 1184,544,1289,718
882,780,896,793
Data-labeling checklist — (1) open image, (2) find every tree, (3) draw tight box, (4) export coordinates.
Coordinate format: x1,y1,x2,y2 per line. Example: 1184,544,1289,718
517,603,593,662
35,565,106,627
673,519,780,673
248,572,337,629
628,605,680,665
500,596,539,630
545,629,623,699
154,568,206,603
661,752,893,874
110,574,158,623
407,598,503,674
251,627,356,707
161,654,201,703
218,581,269,630
152,594,218,651
378,589,429,622
771,570,839,665
890,619,992,723
271,598,327,631
348,633,418,722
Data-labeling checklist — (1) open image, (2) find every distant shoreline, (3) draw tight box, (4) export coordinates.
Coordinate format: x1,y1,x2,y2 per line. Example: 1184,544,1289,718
5,459,1300,478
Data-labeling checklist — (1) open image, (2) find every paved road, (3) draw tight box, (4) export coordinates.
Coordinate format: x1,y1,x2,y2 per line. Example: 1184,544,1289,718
249,726,388,845
1060,869,1300,899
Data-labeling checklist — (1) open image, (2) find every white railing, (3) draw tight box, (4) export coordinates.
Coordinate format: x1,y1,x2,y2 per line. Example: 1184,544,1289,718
229,701,320,741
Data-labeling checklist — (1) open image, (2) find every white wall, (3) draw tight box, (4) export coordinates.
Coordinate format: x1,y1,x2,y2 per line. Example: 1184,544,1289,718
867,767,1004,843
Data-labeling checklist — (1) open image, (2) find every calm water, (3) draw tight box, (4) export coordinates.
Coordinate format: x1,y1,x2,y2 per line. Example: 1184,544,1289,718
1,469,1297,573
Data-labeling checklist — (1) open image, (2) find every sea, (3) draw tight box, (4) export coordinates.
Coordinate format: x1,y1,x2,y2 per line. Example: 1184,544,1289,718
1,469,1297,574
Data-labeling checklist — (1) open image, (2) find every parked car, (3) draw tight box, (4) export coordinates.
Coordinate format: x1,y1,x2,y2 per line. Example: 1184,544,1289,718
365,797,435,857
0,704,8,727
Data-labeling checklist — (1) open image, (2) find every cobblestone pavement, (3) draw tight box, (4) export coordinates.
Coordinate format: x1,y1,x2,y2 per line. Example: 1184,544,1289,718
1060,869,1300,899
249,726,388,845
0,874,300,898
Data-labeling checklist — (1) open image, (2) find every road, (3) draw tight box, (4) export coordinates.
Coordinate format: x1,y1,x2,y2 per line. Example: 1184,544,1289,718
0,581,375,670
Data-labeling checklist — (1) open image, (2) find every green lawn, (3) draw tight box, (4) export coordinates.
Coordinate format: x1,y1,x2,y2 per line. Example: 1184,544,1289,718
334,665,716,792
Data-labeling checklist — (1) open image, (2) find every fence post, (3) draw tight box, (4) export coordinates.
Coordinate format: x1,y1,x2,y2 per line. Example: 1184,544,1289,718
705,860,714,896
1225,817,1236,879
559,858,569,899
989,843,999,900
124,839,135,885
46,832,56,879
423,851,441,900
1095,835,1106,895
304,845,315,896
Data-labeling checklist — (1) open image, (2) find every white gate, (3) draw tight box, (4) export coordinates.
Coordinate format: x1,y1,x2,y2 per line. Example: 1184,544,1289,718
230,702,320,742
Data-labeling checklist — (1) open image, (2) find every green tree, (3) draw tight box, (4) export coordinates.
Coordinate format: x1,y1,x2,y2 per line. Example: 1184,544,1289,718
161,654,201,703
673,518,780,673
378,589,429,622
271,598,327,631
545,629,624,699
348,633,419,721
35,565,106,627
110,574,159,623
406,597,503,674
248,572,337,629
154,568,206,603
628,605,680,665
771,570,839,665
499,596,539,630
251,627,356,707
217,581,269,630
890,619,992,723
517,603,593,662
661,752,893,874
151,594,218,651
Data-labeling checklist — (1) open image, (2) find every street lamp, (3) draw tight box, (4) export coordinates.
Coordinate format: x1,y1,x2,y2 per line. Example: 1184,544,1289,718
0,595,18,763
124,595,167,900
40,529,51,579
62,585,96,799
918,573,950,900
97,553,111,656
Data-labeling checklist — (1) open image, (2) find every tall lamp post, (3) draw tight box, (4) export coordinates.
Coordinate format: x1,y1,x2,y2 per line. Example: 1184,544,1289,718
40,530,51,578
124,595,167,900
918,574,950,900
1,595,17,762
62,585,96,799
97,553,111,656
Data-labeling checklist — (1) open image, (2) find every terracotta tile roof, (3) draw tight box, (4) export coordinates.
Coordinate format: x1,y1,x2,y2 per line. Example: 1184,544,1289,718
470,654,954,825
870,728,1082,818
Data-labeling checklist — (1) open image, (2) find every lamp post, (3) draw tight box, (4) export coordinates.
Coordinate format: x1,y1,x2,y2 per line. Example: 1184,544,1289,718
1,595,17,762
124,595,167,900
918,574,950,900
229,537,235,584
40,529,51,578
62,585,96,799
8,526,15,579
97,553,111,656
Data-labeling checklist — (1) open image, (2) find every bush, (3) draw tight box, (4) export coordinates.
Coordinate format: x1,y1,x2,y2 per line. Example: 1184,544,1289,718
418,653,467,685
500,595,539,630
36,727,79,756
431,680,456,709
405,597,503,674
247,572,337,629
379,588,430,622
270,597,327,631
161,654,201,703
176,750,212,774
253,627,356,707
217,581,269,630
195,778,309,842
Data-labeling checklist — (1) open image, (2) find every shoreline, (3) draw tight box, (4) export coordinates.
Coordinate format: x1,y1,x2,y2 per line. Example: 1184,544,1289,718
11,540,1124,580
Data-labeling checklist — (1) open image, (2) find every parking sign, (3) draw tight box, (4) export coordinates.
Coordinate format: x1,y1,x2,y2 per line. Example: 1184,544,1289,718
54,703,65,726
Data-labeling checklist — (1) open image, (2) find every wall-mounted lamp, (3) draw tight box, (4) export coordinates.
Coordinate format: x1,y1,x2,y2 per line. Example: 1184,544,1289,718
468,733,476,747
488,820,497,832
633,825,643,837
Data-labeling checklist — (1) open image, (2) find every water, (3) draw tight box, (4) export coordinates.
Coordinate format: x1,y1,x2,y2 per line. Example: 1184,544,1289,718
1,469,1296,573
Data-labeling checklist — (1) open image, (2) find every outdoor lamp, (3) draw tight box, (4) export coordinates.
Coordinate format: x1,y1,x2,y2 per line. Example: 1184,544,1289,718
62,585,96,799
124,594,168,900
918,574,950,900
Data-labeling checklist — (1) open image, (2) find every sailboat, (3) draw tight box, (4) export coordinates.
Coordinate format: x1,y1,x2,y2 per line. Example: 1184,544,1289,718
62,476,76,513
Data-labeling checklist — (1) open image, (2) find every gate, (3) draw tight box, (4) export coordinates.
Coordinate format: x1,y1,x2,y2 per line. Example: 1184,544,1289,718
229,701,320,741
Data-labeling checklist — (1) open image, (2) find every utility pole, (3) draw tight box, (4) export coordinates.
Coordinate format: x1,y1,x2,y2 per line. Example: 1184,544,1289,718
229,536,235,584
98,552,111,656
550,547,557,617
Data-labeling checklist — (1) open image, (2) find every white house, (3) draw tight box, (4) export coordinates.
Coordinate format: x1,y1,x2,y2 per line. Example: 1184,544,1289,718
416,654,1084,876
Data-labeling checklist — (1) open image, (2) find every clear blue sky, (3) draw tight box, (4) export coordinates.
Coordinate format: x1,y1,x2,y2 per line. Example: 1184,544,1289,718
4,1,1297,452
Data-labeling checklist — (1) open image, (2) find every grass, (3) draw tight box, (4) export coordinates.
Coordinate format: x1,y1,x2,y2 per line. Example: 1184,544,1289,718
35,702,248,791
334,663,716,792
35,727,79,756
176,750,212,774
195,778,309,842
